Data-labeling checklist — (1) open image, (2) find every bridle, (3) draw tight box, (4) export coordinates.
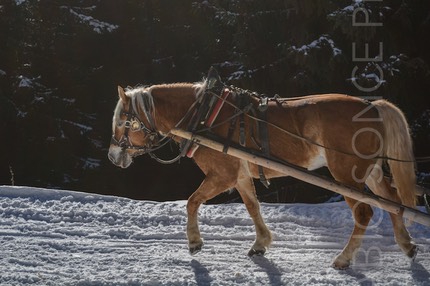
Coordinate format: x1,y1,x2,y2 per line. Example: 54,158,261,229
110,89,200,165
110,99,161,153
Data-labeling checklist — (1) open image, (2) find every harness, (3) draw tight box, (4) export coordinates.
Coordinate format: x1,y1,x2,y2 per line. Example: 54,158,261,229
185,87,231,158
178,72,273,188
110,97,162,154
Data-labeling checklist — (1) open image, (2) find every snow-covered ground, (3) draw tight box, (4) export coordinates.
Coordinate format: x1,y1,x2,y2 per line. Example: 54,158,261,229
0,186,429,285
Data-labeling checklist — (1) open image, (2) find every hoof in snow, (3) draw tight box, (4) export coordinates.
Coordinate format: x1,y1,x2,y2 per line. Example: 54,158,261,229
332,262,350,270
407,245,418,261
248,248,265,257
189,244,203,255
332,255,350,270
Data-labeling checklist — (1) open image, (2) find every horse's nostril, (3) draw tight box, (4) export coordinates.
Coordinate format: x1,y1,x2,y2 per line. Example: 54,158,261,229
108,152,115,163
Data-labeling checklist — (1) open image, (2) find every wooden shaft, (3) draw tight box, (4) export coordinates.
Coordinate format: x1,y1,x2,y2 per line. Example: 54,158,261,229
171,129,430,227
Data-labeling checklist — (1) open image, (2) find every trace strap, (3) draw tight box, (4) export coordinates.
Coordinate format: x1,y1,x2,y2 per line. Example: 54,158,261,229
257,96,271,188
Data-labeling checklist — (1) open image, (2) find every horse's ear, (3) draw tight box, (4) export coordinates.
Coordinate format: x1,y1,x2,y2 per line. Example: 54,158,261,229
117,86,128,103
207,67,223,90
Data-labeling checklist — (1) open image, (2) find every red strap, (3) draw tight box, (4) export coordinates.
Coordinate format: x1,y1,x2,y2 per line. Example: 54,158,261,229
186,144,199,158
186,88,230,158
205,88,230,127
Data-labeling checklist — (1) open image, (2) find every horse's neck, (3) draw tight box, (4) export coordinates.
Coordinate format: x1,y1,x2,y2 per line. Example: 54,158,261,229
150,83,198,133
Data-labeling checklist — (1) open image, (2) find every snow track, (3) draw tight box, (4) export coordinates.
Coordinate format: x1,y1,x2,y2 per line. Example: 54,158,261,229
0,186,429,285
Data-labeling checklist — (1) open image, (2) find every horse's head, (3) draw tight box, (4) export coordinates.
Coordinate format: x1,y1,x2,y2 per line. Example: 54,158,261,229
108,86,159,168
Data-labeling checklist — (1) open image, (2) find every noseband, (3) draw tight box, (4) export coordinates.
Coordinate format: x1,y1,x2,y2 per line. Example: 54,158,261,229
110,99,160,152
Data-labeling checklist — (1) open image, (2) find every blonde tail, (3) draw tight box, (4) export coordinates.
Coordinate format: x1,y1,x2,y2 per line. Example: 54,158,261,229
373,100,416,208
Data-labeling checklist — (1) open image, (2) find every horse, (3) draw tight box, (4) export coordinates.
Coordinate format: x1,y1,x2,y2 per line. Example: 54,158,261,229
108,70,417,269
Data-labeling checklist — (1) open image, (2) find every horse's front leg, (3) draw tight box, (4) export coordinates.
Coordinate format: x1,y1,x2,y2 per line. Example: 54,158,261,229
235,176,272,256
187,174,234,254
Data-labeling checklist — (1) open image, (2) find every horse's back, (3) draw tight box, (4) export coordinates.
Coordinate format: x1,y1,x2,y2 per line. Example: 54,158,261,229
278,93,382,132
265,93,383,171
269,93,381,136
282,93,372,113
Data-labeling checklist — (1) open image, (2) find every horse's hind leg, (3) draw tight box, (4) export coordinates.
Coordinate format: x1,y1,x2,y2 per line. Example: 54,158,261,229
235,175,272,256
332,196,374,269
365,167,417,259
187,173,235,254
328,158,374,269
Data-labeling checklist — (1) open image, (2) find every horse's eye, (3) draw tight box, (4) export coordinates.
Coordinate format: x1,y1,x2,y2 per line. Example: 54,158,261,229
131,120,141,131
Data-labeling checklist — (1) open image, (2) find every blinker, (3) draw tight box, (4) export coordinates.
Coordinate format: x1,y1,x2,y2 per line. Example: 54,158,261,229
131,120,141,131
123,118,142,132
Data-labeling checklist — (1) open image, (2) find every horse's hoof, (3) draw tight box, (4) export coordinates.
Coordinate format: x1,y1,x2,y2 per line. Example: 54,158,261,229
189,243,203,255
248,248,265,257
407,245,418,261
332,261,350,270
332,255,350,270
332,262,350,270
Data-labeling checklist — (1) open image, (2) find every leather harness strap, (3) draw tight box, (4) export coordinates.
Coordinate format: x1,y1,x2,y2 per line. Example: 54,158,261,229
179,88,212,158
223,90,248,153
179,68,271,188
257,97,271,188
185,88,231,158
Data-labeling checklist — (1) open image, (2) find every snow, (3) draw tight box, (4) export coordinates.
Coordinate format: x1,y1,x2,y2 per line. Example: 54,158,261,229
1,186,429,285
60,119,93,134
17,75,50,91
228,70,247,81
79,157,102,170
67,8,118,34
18,75,34,88
328,0,364,17
290,35,342,57
14,0,26,6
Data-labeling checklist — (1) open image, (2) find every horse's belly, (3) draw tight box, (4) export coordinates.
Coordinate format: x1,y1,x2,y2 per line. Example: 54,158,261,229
246,148,327,180
306,149,327,171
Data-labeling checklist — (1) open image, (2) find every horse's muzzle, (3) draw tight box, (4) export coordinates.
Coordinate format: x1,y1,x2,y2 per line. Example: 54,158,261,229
108,146,133,168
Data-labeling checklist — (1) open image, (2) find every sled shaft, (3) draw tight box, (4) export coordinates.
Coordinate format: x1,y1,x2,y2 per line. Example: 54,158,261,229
171,129,430,227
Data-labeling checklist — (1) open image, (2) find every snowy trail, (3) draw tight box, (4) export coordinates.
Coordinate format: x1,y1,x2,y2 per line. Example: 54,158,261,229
0,186,429,285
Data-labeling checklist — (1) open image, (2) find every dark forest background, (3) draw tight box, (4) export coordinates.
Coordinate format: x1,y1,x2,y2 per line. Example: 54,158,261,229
1,0,429,203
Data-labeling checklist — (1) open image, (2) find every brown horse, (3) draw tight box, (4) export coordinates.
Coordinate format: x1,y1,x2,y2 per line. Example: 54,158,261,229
108,74,417,269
